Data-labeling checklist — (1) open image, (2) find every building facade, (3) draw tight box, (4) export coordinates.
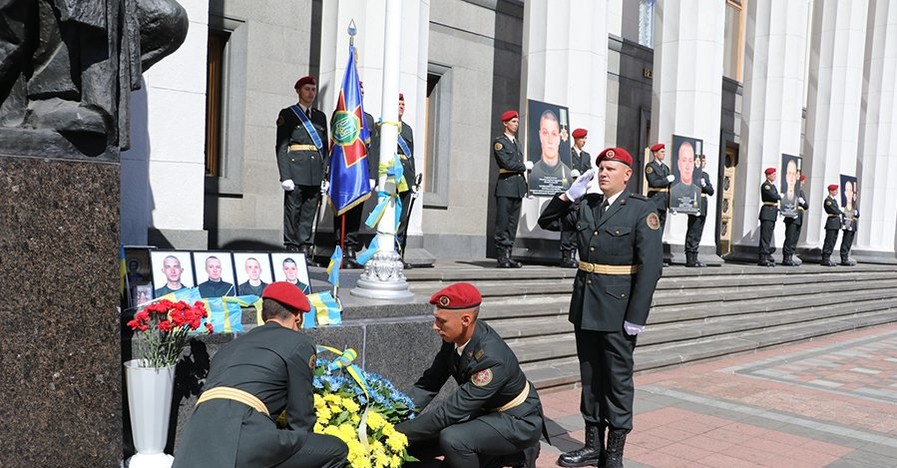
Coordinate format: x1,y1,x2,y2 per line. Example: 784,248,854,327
122,0,897,264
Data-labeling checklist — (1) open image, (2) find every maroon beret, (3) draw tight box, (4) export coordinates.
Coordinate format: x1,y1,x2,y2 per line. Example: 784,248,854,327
294,75,317,90
572,128,588,139
596,147,633,167
765,167,776,175
800,175,807,182
500,110,518,122
399,93,405,101
828,184,839,191
650,143,664,152
263,282,311,312
429,282,482,310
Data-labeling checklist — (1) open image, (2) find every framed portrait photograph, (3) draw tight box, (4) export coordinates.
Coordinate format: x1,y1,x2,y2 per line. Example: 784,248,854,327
192,252,237,298
526,99,573,197
233,252,274,296
270,252,312,294
669,135,703,215
131,284,154,307
779,154,801,218
149,250,195,298
840,174,859,226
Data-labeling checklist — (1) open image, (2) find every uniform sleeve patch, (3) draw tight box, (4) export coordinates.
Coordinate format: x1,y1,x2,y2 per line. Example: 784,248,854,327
646,212,661,230
494,142,503,151
646,166,654,174
826,200,832,206
309,353,317,370
764,184,771,190
471,368,493,387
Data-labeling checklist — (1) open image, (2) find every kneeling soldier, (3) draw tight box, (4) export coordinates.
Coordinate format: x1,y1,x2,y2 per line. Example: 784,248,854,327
395,282,545,467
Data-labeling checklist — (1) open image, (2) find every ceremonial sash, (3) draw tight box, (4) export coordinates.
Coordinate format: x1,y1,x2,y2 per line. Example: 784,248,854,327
290,104,325,157
397,132,412,158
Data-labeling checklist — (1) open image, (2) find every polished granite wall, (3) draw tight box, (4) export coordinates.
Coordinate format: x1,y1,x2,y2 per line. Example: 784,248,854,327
0,155,122,466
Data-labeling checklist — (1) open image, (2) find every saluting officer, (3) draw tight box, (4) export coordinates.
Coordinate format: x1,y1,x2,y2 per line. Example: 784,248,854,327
538,147,663,468
782,174,809,266
645,143,675,230
396,282,545,468
821,184,842,267
685,154,714,267
558,128,593,268
277,75,329,265
758,167,781,267
492,110,532,268
174,282,348,468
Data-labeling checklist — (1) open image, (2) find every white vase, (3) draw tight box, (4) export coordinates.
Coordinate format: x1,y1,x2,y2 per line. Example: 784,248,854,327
124,359,176,468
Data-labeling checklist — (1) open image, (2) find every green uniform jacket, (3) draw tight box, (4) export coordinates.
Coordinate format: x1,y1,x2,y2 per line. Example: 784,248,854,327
493,134,527,198
571,148,592,173
824,195,843,230
276,106,329,187
538,191,663,331
645,160,672,211
396,322,543,447
759,181,781,221
173,322,318,468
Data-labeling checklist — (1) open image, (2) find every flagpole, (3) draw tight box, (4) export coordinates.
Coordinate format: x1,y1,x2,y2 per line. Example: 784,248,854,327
351,3,413,300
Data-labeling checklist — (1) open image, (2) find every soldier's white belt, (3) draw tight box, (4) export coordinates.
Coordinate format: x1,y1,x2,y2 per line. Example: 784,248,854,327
578,261,640,275
197,386,269,416
828,214,840,218
498,169,523,174
763,202,777,206
398,154,409,161
289,144,318,152
495,381,530,413
648,188,669,193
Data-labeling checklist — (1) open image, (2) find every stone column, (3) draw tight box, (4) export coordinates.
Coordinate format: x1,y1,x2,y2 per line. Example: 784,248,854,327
730,0,809,261
651,0,726,264
855,0,897,261
518,0,609,253
802,0,869,252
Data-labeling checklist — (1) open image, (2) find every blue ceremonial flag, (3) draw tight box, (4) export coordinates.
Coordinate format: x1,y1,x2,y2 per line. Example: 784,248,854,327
328,44,371,215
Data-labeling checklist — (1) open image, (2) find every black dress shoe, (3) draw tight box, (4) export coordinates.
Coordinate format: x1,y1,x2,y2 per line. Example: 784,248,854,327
403,261,413,270
821,260,837,267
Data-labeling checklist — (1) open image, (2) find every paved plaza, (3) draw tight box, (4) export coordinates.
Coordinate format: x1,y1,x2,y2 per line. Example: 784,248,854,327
536,322,897,467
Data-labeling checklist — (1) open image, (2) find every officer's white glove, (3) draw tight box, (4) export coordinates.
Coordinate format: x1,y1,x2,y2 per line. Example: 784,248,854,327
624,321,645,336
666,174,675,183
369,179,376,190
701,179,706,187
524,160,534,171
564,168,595,202
320,180,330,194
798,197,806,205
571,169,581,178
411,184,421,199
281,179,295,191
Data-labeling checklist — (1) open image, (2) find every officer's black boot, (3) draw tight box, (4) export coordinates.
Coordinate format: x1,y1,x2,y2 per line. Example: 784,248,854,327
557,424,604,467
821,256,836,267
782,254,797,266
497,248,514,269
506,248,523,268
345,247,361,269
685,252,698,267
841,256,856,266
560,250,579,268
604,429,627,468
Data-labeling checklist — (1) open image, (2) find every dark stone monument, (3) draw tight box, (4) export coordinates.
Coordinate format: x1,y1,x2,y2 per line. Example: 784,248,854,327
0,1,187,466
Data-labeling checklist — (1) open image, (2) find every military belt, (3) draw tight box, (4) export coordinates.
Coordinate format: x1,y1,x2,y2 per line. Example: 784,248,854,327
398,154,409,161
289,144,318,152
495,381,530,413
197,386,269,416
763,202,777,206
828,214,840,218
498,168,522,174
648,188,669,193
700,194,708,198
578,261,639,275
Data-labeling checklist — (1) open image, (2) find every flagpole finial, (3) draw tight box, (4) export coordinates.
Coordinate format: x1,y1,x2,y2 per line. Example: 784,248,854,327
348,20,357,45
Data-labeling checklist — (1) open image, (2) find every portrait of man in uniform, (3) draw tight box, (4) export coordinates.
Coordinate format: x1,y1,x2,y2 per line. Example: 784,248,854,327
780,154,801,218
233,253,274,297
527,100,572,196
271,253,312,294
150,251,195,298
193,252,237,298
841,175,859,215
669,135,702,215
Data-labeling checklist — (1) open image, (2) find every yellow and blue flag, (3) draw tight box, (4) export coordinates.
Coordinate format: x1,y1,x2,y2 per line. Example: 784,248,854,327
305,291,342,328
328,43,371,215
327,246,342,287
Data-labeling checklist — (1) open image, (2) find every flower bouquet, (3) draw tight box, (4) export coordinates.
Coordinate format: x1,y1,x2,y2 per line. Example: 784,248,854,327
127,299,213,368
311,351,418,468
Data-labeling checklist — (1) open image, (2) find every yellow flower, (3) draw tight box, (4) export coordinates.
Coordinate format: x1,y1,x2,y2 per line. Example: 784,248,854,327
366,411,386,431
373,451,391,467
342,397,360,412
324,393,342,404
385,431,407,452
314,393,325,408
389,455,402,468
317,407,332,422
313,422,323,433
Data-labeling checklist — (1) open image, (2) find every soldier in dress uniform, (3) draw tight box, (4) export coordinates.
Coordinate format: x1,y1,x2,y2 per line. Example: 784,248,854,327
758,167,781,267
538,147,663,468
781,174,809,266
173,282,348,468
276,75,329,265
492,110,532,268
332,81,377,269
396,282,545,468
821,184,842,267
684,154,714,267
393,94,418,268
645,143,675,231
840,181,860,266
557,128,592,268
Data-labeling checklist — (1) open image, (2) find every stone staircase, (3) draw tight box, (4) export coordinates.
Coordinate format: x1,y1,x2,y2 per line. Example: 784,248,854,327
404,262,897,391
